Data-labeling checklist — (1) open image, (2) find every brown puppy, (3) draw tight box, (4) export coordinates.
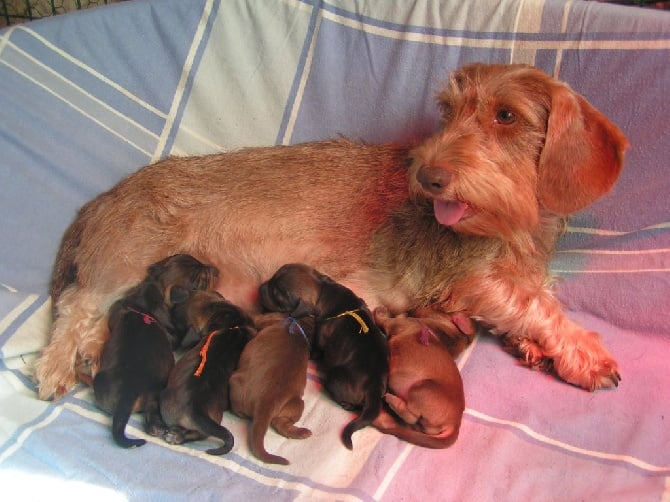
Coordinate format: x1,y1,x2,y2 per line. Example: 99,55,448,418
38,63,628,400
93,255,217,448
372,307,466,449
160,290,254,455
228,313,315,465
259,263,389,450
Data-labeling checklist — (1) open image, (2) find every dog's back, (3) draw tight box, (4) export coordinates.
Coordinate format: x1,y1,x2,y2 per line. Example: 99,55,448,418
317,307,389,449
160,292,255,454
229,314,314,465
372,309,465,448
94,282,175,448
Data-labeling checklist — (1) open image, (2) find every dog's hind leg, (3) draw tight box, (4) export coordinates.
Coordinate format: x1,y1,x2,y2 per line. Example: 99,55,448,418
144,393,168,438
271,397,311,440
35,286,108,400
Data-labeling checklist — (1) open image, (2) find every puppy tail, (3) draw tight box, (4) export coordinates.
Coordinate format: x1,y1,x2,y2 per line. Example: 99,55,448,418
341,393,384,450
374,422,461,449
191,410,235,456
111,392,146,449
249,413,290,465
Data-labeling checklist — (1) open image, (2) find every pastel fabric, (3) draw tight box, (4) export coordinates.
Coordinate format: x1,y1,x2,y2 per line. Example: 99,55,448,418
0,0,668,499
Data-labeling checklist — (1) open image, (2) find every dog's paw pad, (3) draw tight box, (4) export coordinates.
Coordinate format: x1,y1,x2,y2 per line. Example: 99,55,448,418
162,430,185,445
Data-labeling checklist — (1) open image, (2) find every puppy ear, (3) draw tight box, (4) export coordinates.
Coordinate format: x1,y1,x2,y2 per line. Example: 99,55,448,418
290,299,316,318
538,84,628,215
168,285,190,305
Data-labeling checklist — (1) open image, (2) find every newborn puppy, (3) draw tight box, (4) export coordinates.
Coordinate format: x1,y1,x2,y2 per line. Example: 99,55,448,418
92,254,218,448
137,254,220,347
228,312,315,465
372,307,466,448
259,263,389,450
160,290,255,455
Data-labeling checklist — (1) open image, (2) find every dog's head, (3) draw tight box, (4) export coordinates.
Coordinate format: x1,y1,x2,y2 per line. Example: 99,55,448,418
171,289,253,349
258,263,324,316
146,254,219,301
409,63,628,241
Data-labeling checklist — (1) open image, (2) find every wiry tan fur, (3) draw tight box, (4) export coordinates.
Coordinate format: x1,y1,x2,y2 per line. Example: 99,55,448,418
36,63,628,400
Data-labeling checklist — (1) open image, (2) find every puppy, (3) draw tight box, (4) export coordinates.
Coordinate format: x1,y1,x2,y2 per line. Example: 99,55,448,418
228,312,315,465
159,290,255,455
91,254,217,448
259,263,389,450
76,254,219,387
38,63,628,400
372,307,466,449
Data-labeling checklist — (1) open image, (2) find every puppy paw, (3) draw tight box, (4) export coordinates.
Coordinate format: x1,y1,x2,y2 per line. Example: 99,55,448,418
162,426,186,445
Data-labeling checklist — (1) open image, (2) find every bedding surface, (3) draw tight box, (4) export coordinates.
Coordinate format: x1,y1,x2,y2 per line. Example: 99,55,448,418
0,0,668,500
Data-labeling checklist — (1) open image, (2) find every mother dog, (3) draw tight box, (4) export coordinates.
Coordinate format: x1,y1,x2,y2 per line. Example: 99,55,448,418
36,63,627,399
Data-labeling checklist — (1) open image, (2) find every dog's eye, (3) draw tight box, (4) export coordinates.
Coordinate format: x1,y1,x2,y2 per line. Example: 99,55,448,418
495,109,516,125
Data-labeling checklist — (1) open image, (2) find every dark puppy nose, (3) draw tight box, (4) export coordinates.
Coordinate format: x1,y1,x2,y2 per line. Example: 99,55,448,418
416,165,452,196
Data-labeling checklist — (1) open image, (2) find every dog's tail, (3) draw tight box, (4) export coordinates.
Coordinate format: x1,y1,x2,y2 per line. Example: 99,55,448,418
373,419,461,449
111,391,146,449
191,409,235,456
249,412,290,465
341,391,384,450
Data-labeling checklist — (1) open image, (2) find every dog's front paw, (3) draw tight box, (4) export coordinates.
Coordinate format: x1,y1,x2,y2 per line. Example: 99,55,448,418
552,330,620,391
502,335,553,372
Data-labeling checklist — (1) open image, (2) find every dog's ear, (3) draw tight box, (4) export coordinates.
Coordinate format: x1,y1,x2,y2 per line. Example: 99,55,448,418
290,299,316,318
538,83,628,215
168,285,190,305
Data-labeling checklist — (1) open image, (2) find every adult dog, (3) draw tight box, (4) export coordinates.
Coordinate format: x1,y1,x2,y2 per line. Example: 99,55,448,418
36,63,628,400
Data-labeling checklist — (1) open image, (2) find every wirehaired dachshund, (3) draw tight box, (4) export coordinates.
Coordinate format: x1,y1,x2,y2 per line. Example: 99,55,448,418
159,290,255,455
92,254,217,448
40,63,628,401
259,263,389,450
228,312,316,465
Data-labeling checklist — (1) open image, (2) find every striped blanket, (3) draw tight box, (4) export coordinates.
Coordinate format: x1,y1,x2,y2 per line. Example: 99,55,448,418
0,0,668,500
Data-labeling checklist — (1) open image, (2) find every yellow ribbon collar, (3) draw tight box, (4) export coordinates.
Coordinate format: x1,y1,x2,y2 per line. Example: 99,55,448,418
326,309,370,334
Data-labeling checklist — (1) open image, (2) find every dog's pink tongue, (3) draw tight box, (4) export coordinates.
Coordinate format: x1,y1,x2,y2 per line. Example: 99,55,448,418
433,200,468,226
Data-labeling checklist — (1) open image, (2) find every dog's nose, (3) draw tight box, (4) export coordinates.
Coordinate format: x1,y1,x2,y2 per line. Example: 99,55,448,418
416,165,452,195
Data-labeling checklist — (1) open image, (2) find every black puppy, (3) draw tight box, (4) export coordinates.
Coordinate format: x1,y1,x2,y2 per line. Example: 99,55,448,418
259,263,389,449
160,290,255,455
93,254,218,448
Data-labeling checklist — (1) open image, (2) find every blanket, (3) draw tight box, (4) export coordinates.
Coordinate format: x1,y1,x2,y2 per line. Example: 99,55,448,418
0,0,668,500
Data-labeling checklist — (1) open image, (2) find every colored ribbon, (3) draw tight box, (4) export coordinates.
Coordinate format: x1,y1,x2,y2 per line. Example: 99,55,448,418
326,309,370,334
